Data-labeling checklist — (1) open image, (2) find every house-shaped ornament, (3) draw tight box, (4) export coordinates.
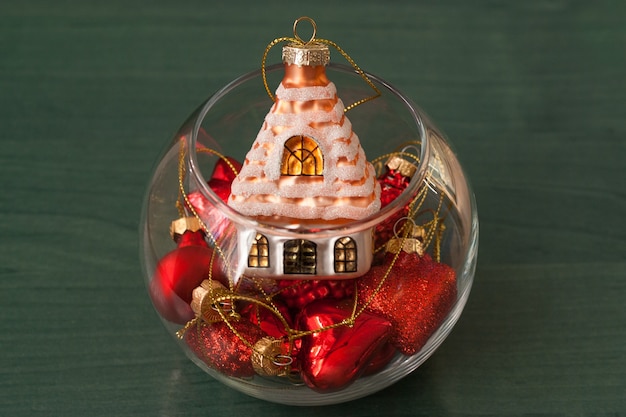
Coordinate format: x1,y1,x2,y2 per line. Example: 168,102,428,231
227,39,381,279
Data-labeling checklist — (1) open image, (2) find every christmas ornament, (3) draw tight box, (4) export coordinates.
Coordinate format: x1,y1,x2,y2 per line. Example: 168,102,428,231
251,337,294,377
184,320,267,378
362,342,397,376
189,279,234,323
296,299,392,392
174,230,208,248
140,16,478,405
276,278,355,311
149,218,225,324
374,155,418,252
378,155,417,208
226,18,381,280
207,155,242,202
239,299,293,340
185,154,241,242
357,230,457,355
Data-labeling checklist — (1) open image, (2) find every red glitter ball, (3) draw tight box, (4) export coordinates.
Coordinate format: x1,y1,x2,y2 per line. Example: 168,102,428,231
184,320,266,378
357,251,457,355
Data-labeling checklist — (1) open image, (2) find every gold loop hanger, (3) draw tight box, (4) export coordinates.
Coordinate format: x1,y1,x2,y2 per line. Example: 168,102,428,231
261,16,381,112
293,16,316,44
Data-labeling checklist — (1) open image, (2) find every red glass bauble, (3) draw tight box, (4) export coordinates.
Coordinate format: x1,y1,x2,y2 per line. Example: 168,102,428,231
185,156,241,242
175,230,208,248
207,156,242,202
149,243,225,324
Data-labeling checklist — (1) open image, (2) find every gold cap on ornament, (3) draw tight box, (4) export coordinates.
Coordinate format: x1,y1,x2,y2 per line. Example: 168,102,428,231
282,17,330,67
386,155,418,178
190,280,233,323
251,337,292,377
170,216,202,239
386,223,426,256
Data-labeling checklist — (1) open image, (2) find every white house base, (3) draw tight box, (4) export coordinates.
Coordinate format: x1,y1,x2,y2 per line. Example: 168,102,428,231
236,226,374,280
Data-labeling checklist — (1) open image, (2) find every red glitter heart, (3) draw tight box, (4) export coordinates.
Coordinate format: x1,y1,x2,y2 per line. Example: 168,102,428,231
357,251,457,355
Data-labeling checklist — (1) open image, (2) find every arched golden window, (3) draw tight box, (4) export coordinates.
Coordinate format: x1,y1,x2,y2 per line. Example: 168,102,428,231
334,237,357,273
281,135,323,176
284,239,317,275
248,233,270,268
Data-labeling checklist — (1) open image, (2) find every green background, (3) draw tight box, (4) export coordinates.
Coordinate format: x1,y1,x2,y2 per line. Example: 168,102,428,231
1,1,624,415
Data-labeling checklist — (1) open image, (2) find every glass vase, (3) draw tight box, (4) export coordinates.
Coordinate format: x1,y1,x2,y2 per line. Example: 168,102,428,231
140,63,478,405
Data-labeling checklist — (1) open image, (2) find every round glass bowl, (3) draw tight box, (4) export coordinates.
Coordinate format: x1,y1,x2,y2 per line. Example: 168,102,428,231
140,63,478,405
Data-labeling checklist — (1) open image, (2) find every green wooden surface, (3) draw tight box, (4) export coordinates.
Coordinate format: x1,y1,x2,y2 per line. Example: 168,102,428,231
1,1,624,415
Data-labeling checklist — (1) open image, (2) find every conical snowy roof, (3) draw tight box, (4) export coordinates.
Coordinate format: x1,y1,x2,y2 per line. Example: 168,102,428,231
228,64,381,223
